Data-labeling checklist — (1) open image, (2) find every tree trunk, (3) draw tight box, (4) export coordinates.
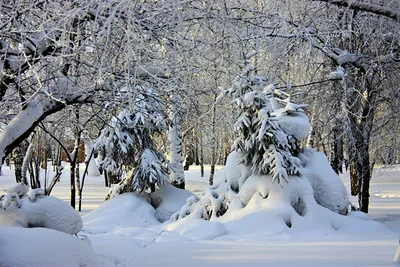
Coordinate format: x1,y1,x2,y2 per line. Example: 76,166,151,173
200,131,204,178
307,109,316,148
330,116,343,174
70,162,76,209
104,170,109,187
209,94,217,185
169,93,185,189
76,160,81,210
195,129,200,165
13,146,23,183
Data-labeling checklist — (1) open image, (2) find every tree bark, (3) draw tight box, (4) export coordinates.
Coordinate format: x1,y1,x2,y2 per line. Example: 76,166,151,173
209,94,217,185
169,93,185,189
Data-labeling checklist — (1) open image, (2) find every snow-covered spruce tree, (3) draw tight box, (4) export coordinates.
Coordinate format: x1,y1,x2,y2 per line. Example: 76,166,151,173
171,55,349,226
95,82,170,199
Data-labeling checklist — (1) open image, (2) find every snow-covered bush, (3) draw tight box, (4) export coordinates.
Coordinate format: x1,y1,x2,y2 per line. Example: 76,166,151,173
171,55,350,230
95,82,171,197
0,183,82,234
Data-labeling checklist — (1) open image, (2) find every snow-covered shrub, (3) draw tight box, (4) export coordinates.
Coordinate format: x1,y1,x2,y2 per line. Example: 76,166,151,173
0,183,82,234
95,82,171,198
171,55,350,231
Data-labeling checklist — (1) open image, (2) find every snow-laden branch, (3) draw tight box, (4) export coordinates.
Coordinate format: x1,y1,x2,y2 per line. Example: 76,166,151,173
0,78,94,163
314,0,399,22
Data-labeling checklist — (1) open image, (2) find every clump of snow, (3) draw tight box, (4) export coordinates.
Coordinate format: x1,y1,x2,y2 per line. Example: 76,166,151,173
149,184,195,222
299,149,350,215
0,227,100,267
85,143,100,176
0,194,83,235
273,109,311,141
165,218,227,240
87,156,101,176
83,193,160,234
328,66,345,79
5,182,29,196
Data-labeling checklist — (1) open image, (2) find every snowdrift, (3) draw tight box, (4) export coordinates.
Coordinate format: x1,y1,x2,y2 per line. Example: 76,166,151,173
83,184,195,234
0,227,99,267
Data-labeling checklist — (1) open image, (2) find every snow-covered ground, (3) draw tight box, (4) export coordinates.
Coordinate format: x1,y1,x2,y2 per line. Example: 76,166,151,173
1,163,399,266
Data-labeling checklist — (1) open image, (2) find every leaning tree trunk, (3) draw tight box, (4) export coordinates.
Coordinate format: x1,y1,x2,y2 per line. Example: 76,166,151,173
169,93,185,189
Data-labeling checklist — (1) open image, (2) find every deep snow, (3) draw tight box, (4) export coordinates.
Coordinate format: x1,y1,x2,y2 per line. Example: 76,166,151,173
0,163,399,266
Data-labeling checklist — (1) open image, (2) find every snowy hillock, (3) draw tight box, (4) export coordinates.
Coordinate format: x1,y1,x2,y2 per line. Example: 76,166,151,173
83,193,159,234
299,149,350,214
0,227,100,267
150,184,195,222
0,184,82,234
83,185,195,234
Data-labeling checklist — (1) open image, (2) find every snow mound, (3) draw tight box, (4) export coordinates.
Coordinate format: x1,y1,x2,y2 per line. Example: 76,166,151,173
0,227,99,267
171,149,388,239
0,195,82,234
150,184,195,222
299,149,350,215
165,218,227,240
83,193,160,234
218,174,387,239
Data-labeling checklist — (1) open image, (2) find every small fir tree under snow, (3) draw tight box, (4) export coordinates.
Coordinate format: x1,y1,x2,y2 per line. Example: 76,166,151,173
171,55,350,226
95,82,170,198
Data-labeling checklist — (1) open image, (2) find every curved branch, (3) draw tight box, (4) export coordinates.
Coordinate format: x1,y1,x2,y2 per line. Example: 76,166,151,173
0,82,94,163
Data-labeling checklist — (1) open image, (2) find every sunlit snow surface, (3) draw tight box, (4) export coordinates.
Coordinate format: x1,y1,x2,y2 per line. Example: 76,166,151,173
0,163,399,266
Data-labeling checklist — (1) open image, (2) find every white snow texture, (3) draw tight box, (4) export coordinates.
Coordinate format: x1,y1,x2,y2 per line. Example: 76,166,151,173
0,227,99,267
0,184,82,234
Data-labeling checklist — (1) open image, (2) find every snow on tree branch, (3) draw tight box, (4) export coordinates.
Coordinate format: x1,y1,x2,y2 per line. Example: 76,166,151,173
314,0,399,22
0,77,94,163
